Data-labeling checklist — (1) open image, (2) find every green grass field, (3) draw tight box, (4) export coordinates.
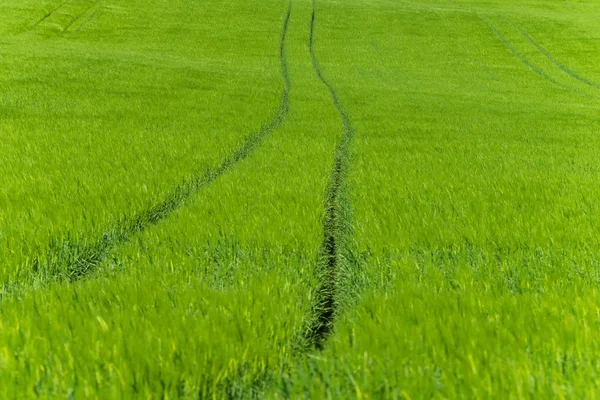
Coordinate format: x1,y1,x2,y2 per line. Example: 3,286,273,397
2,0,600,398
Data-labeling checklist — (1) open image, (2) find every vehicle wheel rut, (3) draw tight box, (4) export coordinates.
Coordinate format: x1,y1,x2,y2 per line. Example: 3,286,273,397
62,0,102,33
509,19,600,91
449,1,583,95
305,0,355,350
27,0,69,31
484,18,571,91
25,0,102,35
6,0,293,293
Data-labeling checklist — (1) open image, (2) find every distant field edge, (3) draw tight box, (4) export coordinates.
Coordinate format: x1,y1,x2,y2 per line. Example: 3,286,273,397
1,0,293,296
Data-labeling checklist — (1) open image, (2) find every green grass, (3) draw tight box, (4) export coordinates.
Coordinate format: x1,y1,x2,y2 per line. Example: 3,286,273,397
265,0,600,397
0,0,284,283
2,0,600,398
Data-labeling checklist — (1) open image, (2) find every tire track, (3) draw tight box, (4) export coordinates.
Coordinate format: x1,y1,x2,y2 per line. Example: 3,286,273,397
484,18,572,91
63,0,102,33
25,0,102,35
510,20,600,91
305,0,354,350
449,0,583,95
73,10,97,35
27,0,69,31
433,7,502,83
9,0,293,290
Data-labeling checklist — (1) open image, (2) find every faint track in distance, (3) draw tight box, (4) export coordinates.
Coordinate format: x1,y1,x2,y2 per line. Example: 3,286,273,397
510,19,600,91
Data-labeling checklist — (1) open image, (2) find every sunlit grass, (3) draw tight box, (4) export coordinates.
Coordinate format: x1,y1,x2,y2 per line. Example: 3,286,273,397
2,0,600,397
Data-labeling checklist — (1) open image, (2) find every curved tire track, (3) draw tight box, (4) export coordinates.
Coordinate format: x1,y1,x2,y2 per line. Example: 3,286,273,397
26,0,101,35
73,10,97,35
63,0,102,33
27,0,69,31
448,1,584,96
484,18,572,91
510,20,600,91
10,0,293,290
305,0,354,350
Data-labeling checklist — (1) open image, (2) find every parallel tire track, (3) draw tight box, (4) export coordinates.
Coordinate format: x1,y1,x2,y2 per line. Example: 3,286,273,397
450,0,588,95
305,0,354,350
73,10,97,35
12,0,293,290
510,20,600,91
448,0,585,96
26,0,101,35
63,0,102,33
27,0,69,31
484,18,571,91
